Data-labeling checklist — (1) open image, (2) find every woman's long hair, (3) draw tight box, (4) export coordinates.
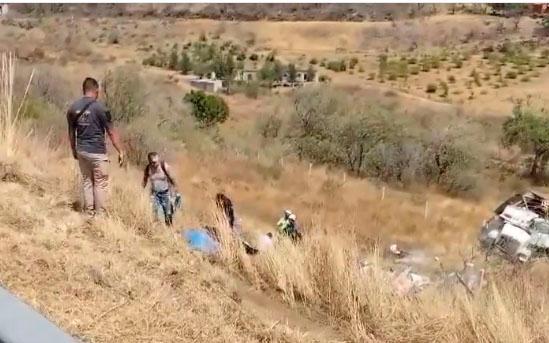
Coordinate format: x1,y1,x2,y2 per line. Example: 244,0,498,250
215,193,235,229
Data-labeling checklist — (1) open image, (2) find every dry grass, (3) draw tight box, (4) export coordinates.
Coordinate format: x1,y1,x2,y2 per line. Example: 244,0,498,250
0,14,548,340
214,214,549,343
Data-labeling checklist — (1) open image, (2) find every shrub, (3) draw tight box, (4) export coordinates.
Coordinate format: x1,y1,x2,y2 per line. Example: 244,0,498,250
448,75,456,83
287,86,480,193
349,57,359,69
244,81,260,99
256,114,282,139
358,66,365,73
506,71,517,79
410,66,419,75
440,81,449,97
309,58,318,65
102,66,147,123
107,30,120,44
426,83,437,93
319,75,330,82
178,52,193,74
387,73,397,81
249,53,259,61
502,101,549,179
367,72,375,80
183,90,229,128
520,76,530,82
326,60,347,72
471,69,481,86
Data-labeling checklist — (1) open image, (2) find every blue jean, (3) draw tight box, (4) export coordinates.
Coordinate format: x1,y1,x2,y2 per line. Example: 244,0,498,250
151,190,172,225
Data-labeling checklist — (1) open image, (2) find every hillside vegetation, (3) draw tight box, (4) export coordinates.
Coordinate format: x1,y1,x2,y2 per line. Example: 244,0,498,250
0,5,549,342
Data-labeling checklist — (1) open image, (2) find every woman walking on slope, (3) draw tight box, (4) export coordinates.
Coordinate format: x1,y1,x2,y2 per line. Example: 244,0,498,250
142,152,180,226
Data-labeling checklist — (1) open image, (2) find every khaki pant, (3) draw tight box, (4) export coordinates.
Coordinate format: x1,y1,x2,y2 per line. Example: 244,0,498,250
77,151,109,213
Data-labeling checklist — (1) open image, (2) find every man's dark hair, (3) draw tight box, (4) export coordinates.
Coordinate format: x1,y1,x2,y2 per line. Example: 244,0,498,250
147,152,159,162
82,77,99,94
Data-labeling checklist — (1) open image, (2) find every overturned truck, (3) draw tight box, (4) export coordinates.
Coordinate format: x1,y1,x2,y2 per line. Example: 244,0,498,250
479,191,549,262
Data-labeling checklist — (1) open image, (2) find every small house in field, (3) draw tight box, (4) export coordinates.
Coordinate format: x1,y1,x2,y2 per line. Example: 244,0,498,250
0,4,8,16
189,71,224,93
189,79,223,92
234,70,258,82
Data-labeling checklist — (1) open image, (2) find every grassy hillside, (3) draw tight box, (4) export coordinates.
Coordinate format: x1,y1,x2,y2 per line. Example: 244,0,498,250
0,7,548,342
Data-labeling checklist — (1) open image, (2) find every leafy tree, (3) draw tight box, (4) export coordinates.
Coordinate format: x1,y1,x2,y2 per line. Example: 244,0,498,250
168,44,179,70
306,65,316,82
258,60,283,87
178,52,192,75
502,101,549,178
102,66,146,123
184,90,229,128
288,63,297,83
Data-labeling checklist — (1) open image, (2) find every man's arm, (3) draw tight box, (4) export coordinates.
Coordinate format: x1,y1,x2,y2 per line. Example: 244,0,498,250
66,110,77,159
163,163,177,188
99,105,124,164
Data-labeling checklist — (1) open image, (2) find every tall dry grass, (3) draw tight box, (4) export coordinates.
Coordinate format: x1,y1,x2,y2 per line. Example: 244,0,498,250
0,52,34,158
1,53,547,342
212,212,549,342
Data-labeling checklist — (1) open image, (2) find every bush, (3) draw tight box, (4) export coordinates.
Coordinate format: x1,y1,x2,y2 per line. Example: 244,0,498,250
244,81,260,99
426,83,437,93
410,66,419,75
309,58,318,65
319,75,330,82
102,66,147,123
349,57,359,69
440,81,449,97
326,60,347,72
287,86,480,193
184,90,229,128
249,53,259,61
107,30,120,44
367,72,375,80
520,76,530,82
506,71,517,79
448,75,456,83
256,114,282,139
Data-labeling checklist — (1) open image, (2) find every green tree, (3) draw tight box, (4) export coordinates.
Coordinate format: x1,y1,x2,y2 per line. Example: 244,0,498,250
288,63,297,83
258,60,283,87
102,66,146,123
168,44,179,70
224,53,236,93
306,65,316,82
502,101,549,179
178,52,193,75
184,90,229,128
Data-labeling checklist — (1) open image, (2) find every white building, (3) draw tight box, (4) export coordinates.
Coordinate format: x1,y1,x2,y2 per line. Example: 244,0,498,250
0,4,8,16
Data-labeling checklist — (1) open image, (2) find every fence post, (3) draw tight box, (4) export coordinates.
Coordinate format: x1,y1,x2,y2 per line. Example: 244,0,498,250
343,172,347,183
308,163,312,178
381,186,386,201
424,200,429,219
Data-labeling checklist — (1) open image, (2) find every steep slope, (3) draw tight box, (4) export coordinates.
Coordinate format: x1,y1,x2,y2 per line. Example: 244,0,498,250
0,146,327,342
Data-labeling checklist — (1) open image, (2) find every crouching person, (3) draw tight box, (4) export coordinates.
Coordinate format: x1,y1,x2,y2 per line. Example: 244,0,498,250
142,152,179,226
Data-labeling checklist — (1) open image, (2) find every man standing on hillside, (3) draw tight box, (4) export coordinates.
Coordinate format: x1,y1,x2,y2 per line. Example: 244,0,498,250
67,77,124,217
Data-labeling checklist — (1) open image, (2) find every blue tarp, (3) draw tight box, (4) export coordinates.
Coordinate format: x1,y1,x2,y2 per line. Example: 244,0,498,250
182,229,220,255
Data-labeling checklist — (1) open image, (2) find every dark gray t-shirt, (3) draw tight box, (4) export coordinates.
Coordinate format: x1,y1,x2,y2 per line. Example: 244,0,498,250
67,97,113,154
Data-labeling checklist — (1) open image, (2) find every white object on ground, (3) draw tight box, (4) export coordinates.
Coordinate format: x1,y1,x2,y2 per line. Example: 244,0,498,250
256,234,274,251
